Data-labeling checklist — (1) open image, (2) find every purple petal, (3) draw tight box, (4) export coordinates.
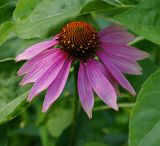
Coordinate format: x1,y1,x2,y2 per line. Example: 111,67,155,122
99,43,149,61
42,58,72,112
98,24,127,37
105,53,142,75
95,61,120,96
20,52,64,85
97,50,136,96
17,49,62,76
16,39,58,61
86,59,118,110
99,31,135,45
27,54,67,101
78,62,94,118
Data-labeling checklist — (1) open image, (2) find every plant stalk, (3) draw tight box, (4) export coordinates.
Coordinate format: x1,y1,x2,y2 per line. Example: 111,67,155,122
69,63,79,146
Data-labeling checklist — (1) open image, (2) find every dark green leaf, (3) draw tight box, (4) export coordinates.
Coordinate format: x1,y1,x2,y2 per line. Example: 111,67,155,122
0,0,17,24
118,0,140,5
0,124,8,146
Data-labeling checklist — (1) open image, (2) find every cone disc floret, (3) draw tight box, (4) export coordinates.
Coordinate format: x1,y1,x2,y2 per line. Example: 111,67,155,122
59,21,98,60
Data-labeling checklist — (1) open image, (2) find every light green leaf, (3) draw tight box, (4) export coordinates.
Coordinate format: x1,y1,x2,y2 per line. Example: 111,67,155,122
129,69,160,146
47,106,72,138
80,0,115,15
116,0,160,45
15,0,88,39
0,21,14,47
13,0,41,21
15,0,123,39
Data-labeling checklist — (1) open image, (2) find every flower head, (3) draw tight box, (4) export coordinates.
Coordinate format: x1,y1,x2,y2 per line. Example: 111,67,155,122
16,21,149,118
59,21,97,60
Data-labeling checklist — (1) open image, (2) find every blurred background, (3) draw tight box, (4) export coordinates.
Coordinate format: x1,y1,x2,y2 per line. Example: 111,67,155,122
0,0,160,146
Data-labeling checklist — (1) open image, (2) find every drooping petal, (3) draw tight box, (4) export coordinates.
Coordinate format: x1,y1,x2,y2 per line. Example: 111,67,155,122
99,31,135,45
78,62,94,118
99,43,149,61
27,54,67,101
97,50,136,96
95,61,120,96
20,52,64,85
98,24,127,37
105,53,142,75
86,59,118,110
42,58,72,112
16,39,58,61
17,49,62,76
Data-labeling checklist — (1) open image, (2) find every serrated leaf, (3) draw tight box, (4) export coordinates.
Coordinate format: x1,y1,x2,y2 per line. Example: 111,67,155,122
129,69,160,146
116,0,160,45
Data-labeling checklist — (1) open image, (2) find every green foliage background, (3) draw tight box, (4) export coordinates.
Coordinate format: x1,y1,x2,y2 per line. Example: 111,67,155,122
0,0,160,146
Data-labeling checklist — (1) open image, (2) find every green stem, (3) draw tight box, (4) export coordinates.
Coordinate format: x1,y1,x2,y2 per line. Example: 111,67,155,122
93,103,135,111
69,63,79,146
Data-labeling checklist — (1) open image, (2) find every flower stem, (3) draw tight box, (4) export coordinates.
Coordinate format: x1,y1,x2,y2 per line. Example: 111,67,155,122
69,62,79,146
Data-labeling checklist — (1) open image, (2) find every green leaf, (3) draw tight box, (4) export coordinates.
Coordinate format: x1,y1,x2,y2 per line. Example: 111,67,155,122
116,0,160,45
46,102,72,138
0,60,29,125
118,0,140,5
129,69,160,146
13,0,41,21
15,0,121,39
128,60,157,92
79,0,115,15
15,0,86,39
84,141,107,146
0,92,28,125
0,0,17,24
0,21,14,47
0,36,42,61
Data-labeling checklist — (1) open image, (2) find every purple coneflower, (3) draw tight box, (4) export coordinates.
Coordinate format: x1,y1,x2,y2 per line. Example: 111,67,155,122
16,21,149,118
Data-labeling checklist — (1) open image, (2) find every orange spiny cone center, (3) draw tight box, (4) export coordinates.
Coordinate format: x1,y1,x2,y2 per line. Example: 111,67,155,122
59,21,98,60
